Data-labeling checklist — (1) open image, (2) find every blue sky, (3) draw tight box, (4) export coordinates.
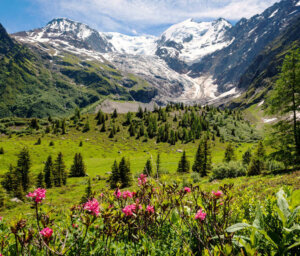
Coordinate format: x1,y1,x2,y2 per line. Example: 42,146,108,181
0,0,279,35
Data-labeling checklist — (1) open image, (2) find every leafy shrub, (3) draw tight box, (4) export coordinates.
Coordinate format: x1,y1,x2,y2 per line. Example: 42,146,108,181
210,161,246,181
191,172,201,183
266,160,285,173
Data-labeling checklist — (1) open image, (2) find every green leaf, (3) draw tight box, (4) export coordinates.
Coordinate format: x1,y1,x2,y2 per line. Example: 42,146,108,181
288,206,300,226
283,224,300,233
276,189,290,221
226,223,251,233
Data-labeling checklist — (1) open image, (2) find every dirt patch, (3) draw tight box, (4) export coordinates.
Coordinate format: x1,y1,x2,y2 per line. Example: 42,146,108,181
95,100,156,113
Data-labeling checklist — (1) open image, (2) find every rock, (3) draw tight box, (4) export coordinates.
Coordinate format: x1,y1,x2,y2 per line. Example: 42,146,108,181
10,197,23,203
177,149,183,153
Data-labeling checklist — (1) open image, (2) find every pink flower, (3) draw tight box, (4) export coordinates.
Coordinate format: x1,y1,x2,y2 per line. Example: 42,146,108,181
84,198,100,216
122,191,133,199
122,204,142,216
138,174,147,186
146,205,155,214
72,223,78,229
212,190,223,198
40,227,53,238
0,216,2,221
184,187,191,193
26,188,46,203
195,209,206,221
100,193,104,197
114,189,122,199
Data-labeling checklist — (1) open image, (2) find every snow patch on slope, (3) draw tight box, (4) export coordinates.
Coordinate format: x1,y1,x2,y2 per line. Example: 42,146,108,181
102,32,157,55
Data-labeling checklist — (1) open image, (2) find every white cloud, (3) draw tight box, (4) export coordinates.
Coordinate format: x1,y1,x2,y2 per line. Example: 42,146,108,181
32,0,279,34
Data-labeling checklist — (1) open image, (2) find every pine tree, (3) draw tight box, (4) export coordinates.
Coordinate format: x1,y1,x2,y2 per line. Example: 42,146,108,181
266,48,300,165
80,178,92,204
100,122,106,132
82,120,90,133
202,136,212,177
36,171,45,188
242,148,252,166
247,142,266,176
156,153,161,178
112,109,118,119
44,156,54,188
223,143,236,163
119,157,132,188
0,147,4,154
108,160,120,189
54,152,67,186
177,151,190,173
70,153,86,177
16,147,31,192
193,141,204,174
144,159,153,176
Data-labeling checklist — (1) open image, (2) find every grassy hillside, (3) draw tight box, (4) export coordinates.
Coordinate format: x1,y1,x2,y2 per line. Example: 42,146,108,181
0,23,155,118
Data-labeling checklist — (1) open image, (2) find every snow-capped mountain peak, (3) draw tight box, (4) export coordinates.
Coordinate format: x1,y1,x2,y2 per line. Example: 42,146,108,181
157,18,234,65
45,18,94,40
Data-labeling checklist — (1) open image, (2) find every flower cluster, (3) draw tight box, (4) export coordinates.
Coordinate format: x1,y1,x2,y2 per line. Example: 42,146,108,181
0,216,2,221
26,188,46,203
195,209,206,221
138,174,147,186
40,227,53,238
212,190,223,198
122,204,142,216
84,198,100,216
122,190,133,199
114,189,121,199
184,187,191,193
146,205,155,214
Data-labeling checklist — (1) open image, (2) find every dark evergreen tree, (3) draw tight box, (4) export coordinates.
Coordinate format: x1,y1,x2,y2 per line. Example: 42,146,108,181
82,120,90,133
70,153,86,177
144,159,153,176
118,157,132,188
177,151,190,173
44,156,54,188
192,141,204,174
247,142,266,176
156,153,161,178
112,109,118,119
100,122,106,132
223,143,236,163
80,178,92,204
108,160,120,189
16,147,31,192
36,171,45,188
0,187,5,208
0,147,4,154
242,148,252,166
54,152,67,186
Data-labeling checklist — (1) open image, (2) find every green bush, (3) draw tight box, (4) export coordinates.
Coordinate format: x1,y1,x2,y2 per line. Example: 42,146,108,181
210,161,246,181
266,160,285,173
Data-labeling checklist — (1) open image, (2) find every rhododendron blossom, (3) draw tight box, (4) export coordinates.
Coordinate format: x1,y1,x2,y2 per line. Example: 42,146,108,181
122,190,133,199
26,188,46,203
195,209,206,221
146,205,155,214
40,227,53,238
84,198,100,216
138,174,147,186
0,216,2,221
184,187,191,193
114,189,121,199
122,204,142,216
212,190,223,198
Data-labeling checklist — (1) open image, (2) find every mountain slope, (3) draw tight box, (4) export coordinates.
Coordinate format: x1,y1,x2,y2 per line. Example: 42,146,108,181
189,0,300,92
228,15,300,109
0,23,155,118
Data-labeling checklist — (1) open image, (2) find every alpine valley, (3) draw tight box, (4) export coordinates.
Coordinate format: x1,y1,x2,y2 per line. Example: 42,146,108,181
0,0,300,117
